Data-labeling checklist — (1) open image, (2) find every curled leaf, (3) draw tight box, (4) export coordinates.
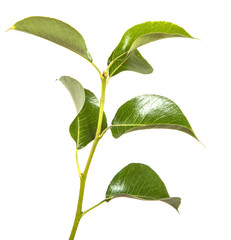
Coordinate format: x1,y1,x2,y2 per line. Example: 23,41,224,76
70,89,107,149
59,76,85,115
59,76,107,149
111,94,198,140
106,163,181,211
108,21,193,76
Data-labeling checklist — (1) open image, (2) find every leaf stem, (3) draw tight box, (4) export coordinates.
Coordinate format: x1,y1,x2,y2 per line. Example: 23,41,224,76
98,125,111,138
90,61,102,78
82,199,107,217
69,76,107,240
105,51,130,83
75,148,82,177
106,51,128,75
108,56,129,80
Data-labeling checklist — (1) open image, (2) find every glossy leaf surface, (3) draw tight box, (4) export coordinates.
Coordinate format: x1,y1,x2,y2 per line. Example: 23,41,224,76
106,163,181,211
59,76,85,115
111,94,197,140
10,16,92,61
70,89,107,149
108,21,193,76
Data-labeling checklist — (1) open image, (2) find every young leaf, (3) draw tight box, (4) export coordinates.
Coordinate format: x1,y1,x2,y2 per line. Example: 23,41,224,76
108,21,193,76
106,163,181,211
70,89,107,149
111,94,197,140
59,76,85,115
9,16,92,62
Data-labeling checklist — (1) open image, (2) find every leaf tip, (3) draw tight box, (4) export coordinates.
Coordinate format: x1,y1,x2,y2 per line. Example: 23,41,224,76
191,36,200,40
149,66,154,74
199,140,206,148
192,132,204,147
6,25,15,32
161,197,181,212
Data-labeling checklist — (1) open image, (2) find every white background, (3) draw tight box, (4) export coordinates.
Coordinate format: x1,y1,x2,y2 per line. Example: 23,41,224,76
0,0,230,239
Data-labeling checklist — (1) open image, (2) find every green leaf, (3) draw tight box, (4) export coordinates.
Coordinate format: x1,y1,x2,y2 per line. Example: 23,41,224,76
70,89,107,149
9,16,92,61
111,94,197,140
59,76,107,149
108,49,153,76
106,163,181,211
108,21,193,76
59,76,85,115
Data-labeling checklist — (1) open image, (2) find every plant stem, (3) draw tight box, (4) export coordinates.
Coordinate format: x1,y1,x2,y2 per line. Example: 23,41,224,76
84,78,106,176
69,176,85,240
69,77,107,240
82,199,107,217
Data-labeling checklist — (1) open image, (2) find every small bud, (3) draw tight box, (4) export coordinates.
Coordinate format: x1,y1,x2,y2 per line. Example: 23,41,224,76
102,71,107,79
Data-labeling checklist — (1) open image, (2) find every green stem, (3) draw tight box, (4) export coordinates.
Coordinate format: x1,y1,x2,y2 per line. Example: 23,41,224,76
75,148,81,177
84,79,106,176
69,77,107,240
90,61,102,78
69,176,85,240
106,51,128,77
82,199,107,217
